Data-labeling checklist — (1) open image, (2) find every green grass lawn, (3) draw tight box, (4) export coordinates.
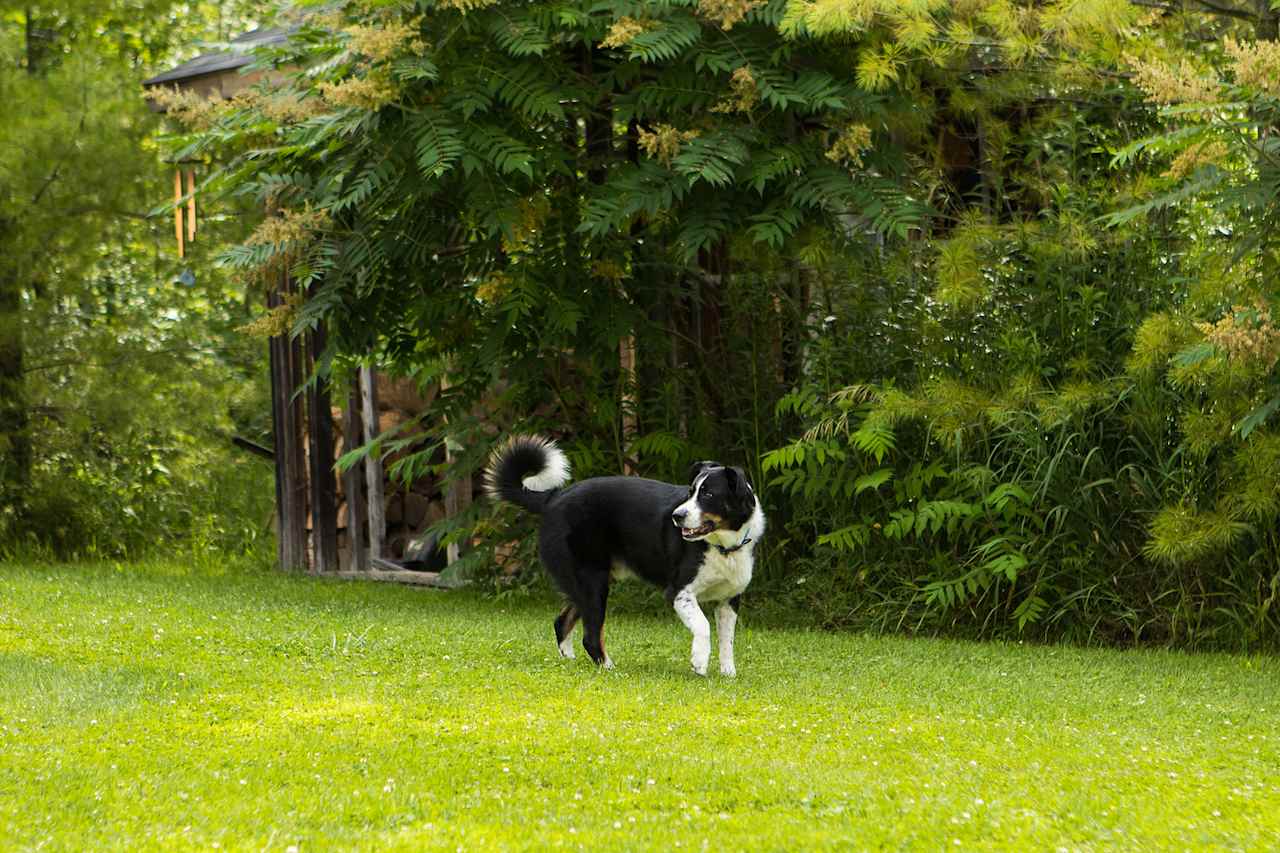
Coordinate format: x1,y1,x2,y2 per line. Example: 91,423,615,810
1,562,1278,851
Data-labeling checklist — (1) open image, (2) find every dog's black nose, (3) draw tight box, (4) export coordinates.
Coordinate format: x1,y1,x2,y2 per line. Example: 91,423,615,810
672,508,687,525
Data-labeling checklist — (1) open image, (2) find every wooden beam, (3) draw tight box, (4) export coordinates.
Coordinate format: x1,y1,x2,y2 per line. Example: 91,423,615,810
440,374,471,566
360,366,386,560
268,281,307,571
306,318,338,574
342,377,368,571
331,567,448,588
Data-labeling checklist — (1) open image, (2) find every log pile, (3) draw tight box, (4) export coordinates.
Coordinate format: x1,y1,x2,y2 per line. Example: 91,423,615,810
327,373,456,571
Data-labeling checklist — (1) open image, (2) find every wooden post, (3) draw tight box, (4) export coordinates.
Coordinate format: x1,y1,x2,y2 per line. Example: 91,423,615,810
360,366,385,560
440,375,472,566
268,278,307,571
305,319,338,574
342,377,369,571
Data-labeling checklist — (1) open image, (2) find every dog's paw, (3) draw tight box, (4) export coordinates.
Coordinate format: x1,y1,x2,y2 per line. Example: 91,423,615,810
602,656,615,670
720,662,736,677
558,639,576,659
691,657,709,677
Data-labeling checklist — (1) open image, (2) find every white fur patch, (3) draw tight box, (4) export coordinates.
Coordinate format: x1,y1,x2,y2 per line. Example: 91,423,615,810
688,500,765,603
558,636,576,659
673,589,711,676
716,602,737,677
672,472,711,536
522,440,571,492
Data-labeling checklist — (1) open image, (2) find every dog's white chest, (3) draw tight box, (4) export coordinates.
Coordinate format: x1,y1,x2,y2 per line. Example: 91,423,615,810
691,548,754,603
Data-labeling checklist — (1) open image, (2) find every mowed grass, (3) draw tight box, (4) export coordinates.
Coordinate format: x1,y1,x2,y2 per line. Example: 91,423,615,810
0,563,1278,851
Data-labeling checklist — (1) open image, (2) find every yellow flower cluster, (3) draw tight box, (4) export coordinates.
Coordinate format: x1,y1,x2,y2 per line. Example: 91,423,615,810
248,206,333,248
1224,36,1280,98
319,74,397,110
475,271,512,304
1126,55,1221,106
146,85,229,130
253,90,329,125
238,291,304,339
346,19,427,61
696,0,765,30
825,123,874,167
600,17,654,49
712,66,759,114
435,0,499,12
590,259,628,283
1163,140,1229,181
501,197,549,255
1198,303,1280,371
637,124,701,166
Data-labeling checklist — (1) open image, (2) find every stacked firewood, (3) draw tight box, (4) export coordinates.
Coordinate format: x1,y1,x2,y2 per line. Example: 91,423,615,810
329,374,452,569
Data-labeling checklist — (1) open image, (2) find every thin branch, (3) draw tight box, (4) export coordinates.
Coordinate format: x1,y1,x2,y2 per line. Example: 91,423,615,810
22,345,207,375
1185,0,1257,23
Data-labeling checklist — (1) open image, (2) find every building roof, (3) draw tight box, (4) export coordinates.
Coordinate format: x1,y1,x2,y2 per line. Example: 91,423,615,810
142,27,292,87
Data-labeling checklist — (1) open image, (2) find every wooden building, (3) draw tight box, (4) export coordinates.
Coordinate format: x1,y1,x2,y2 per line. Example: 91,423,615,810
143,30,455,586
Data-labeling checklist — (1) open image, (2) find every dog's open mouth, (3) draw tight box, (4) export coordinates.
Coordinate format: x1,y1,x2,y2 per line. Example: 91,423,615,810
680,521,717,540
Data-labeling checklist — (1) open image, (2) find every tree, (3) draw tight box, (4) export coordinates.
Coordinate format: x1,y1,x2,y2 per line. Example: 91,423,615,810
0,1,267,551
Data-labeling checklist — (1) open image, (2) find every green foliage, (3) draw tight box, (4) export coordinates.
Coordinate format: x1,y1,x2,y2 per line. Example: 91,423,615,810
159,0,1280,650
0,1,270,558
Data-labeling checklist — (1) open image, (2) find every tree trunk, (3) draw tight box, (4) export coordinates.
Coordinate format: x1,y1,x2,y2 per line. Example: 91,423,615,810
306,318,338,574
0,249,30,508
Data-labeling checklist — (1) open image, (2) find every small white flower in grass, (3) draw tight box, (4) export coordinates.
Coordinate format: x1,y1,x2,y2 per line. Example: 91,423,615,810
239,779,247,786
502,767,509,773
647,779,655,786
613,822,622,829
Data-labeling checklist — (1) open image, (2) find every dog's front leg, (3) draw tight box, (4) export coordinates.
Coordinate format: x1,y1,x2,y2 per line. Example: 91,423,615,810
673,588,711,676
716,597,739,677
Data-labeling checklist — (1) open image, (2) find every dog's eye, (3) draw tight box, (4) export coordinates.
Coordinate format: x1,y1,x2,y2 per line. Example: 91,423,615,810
702,491,712,499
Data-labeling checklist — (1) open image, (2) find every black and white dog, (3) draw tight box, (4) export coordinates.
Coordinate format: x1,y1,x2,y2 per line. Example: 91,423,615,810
484,435,765,676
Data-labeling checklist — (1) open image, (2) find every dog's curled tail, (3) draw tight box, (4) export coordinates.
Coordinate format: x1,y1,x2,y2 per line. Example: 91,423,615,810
483,435,571,513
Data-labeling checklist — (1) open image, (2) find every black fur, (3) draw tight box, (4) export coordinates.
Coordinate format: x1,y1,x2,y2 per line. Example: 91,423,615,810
486,437,757,667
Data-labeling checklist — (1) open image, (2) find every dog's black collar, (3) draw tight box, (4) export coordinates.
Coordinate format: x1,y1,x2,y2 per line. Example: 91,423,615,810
715,536,753,556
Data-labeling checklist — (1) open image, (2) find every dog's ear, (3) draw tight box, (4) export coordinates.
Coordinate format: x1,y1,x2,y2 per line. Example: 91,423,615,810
725,466,753,495
688,460,717,482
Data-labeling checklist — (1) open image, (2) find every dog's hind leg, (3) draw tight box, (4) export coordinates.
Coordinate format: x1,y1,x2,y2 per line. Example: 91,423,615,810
716,595,741,677
578,577,613,669
554,604,579,659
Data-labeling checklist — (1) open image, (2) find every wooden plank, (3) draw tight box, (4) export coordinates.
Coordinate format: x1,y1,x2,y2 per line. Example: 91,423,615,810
280,278,309,570
360,366,386,560
330,568,448,588
306,318,338,574
440,374,471,567
342,378,368,571
268,282,307,571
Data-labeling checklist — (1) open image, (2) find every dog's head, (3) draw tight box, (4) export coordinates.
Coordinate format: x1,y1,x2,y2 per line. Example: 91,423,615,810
671,461,757,543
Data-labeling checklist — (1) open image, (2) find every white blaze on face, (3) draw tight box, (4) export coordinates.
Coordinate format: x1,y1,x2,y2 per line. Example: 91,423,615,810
673,472,713,538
